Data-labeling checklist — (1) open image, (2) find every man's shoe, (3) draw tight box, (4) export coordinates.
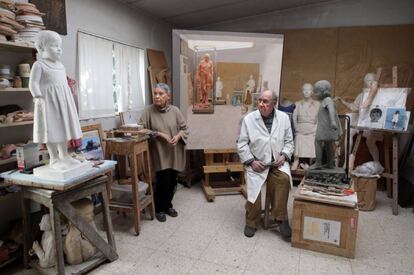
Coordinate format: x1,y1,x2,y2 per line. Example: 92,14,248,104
244,225,256,238
166,208,178,217
156,212,166,222
280,220,292,238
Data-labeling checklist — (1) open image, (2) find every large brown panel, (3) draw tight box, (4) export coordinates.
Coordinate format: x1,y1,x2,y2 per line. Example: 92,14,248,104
335,25,414,114
279,28,338,103
278,25,414,116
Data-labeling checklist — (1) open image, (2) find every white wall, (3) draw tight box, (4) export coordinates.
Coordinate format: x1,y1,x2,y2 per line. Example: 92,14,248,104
199,0,414,32
62,0,172,129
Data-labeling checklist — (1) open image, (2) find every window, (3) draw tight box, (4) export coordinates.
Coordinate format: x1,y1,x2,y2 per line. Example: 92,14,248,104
77,31,145,119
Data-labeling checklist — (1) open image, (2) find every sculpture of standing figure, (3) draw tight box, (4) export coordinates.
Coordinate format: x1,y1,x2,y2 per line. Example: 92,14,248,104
310,80,342,170
195,53,213,108
291,83,320,170
30,214,56,268
244,75,255,105
30,30,82,170
215,76,223,100
334,72,382,162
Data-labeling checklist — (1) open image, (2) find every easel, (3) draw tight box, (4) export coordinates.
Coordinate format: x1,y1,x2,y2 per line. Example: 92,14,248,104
349,66,409,215
202,148,247,202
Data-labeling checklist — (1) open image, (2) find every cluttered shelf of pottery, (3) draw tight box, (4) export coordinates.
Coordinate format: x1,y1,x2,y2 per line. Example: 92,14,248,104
0,88,30,93
0,40,35,51
0,121,33,128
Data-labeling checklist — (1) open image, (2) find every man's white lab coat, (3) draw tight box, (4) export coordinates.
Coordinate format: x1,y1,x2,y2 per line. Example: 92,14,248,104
237,109,294,203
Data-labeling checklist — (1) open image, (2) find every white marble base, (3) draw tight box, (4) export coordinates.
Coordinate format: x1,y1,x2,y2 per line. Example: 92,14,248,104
34,161,94,181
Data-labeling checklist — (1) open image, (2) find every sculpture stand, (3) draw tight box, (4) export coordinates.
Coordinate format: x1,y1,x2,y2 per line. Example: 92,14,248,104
192,103,214,114
34,161,93,181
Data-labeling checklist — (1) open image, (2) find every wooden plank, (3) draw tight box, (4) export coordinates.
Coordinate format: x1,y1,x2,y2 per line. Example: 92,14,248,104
55,201,118,262
392,134,399,215
201,182,215,202
204,148,238,154
203,164,244,173
292,199,358,258
384,136,392,198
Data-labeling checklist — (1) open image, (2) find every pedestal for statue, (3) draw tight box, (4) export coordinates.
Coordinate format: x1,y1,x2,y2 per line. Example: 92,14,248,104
34,161,94,181
304,168,350,188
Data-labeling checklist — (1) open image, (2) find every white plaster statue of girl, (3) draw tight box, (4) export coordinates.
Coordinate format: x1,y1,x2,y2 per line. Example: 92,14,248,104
30,30,83,170
215,76,223,100
30,214,56,268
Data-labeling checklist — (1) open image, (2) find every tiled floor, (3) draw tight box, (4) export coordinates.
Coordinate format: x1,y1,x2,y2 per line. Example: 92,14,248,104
7,184,414,275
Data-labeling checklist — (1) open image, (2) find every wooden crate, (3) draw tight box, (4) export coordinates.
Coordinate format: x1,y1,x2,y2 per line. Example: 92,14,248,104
292,199,358,258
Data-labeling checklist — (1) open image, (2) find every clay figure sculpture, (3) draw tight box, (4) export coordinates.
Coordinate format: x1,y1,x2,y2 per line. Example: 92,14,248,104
309,80,342,170
30,30,82,170
64,198,97,265
335,72,382,162
244,75,255,105
291,83,320,170
195,53,213,108
215,76,223,100
31,214,56,268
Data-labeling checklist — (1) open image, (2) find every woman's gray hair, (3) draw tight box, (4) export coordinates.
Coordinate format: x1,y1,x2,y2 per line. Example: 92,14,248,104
154,83,171,95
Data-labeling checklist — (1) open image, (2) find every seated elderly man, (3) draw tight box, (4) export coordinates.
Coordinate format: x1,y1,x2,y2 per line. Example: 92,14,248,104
237,90,294,239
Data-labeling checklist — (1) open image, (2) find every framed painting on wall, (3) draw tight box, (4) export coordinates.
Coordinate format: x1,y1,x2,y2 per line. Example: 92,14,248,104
30,0,67,35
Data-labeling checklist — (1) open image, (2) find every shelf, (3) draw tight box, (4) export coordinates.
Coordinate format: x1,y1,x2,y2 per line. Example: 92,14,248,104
0,88,30,93
0,121,33,128
0,157,17,166
0,40,35,52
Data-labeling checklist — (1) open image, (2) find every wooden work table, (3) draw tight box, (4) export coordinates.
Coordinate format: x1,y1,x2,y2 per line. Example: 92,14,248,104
0,162,118,275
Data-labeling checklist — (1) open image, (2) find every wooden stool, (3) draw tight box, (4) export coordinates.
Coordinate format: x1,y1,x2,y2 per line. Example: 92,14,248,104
21,176,118,275
105,137,155,235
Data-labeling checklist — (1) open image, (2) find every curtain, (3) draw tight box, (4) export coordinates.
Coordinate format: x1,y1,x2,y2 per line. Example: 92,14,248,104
113,43,145,112
77,32,115,118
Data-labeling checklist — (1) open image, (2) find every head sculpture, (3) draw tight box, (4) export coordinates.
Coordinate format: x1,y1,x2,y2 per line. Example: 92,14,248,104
314,80,332,99
363,72,376,88
302,83,313,99
35,30,62,60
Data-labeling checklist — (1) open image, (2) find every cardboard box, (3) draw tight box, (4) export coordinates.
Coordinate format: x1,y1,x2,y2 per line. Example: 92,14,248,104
292,199,358,258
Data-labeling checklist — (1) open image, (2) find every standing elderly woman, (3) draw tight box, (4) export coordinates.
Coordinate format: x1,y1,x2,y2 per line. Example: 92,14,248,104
139,83,189,222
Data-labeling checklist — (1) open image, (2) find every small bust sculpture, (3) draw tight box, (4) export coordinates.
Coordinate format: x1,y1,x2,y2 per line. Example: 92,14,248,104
244,75,255,105
309,80,342,170
215,76,223,100
30,30,82,170
31,214,56,268
262,80,269,92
